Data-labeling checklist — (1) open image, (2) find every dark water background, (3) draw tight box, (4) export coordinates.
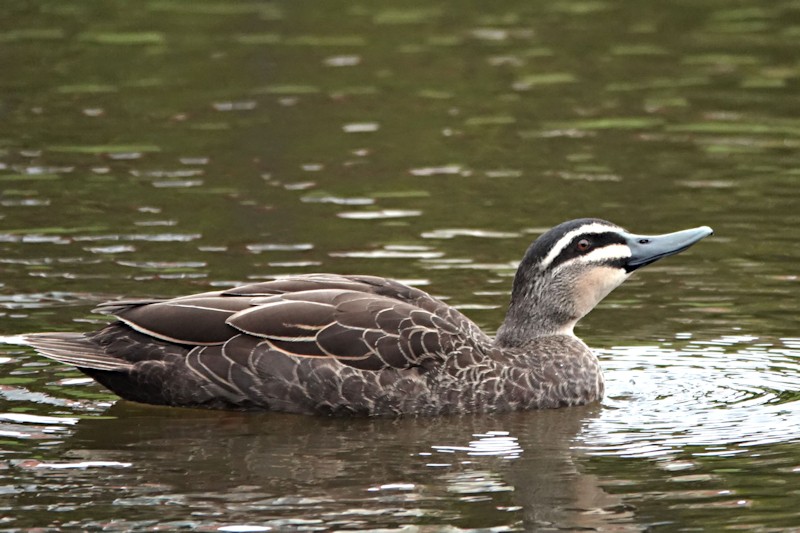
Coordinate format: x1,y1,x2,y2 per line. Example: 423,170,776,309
1,0,800,530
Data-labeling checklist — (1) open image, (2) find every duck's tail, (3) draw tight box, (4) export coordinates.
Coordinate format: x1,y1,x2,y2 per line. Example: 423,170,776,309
4,333,133,371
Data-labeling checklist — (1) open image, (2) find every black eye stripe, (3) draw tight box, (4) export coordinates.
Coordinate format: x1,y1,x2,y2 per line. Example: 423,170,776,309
549,232,627,268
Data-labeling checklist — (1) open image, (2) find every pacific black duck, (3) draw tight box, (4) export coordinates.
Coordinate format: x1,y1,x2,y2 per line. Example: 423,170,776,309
21,218,712,416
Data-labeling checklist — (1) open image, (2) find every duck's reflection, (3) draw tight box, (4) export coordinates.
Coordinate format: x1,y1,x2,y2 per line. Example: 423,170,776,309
26,402,641,531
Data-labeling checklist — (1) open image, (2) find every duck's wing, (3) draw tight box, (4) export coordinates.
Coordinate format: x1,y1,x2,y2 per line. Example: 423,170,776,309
225,289,470,371
218,273,452,314
223,274,491,369
33,274,491,372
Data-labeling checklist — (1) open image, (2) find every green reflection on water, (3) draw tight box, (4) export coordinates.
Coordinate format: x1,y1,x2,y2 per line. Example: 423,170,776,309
48,145,162,154
78,31,166,45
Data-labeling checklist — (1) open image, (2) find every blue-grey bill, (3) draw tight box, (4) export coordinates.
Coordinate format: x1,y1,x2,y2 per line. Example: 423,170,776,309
624,226,713,272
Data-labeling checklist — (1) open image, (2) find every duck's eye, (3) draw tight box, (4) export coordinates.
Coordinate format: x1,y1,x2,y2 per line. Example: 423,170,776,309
577,238,591,252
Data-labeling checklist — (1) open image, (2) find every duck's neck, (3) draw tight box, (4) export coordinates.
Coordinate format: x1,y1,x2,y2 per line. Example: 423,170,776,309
494,276,579,348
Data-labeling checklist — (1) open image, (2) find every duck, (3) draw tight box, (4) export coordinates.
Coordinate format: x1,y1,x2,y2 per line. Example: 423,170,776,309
20,218,712,416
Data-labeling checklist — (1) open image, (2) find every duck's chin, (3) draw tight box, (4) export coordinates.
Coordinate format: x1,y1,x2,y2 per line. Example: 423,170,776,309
570,266,629,320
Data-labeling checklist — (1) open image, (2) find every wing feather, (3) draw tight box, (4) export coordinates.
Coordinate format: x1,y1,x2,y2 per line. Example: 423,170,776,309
28,274,492,395
230,297,335,338
224,288,468,370
110,297,251,345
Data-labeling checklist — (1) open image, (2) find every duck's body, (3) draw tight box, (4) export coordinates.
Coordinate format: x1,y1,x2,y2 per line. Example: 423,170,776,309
21,219,712,416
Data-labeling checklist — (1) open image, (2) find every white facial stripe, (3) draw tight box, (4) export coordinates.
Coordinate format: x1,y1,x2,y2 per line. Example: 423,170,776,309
552,244,631,274
579,243,631,263
539,222,622,269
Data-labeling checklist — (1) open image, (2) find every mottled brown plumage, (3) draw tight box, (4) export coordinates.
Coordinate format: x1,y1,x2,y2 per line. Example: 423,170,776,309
21,219,713,415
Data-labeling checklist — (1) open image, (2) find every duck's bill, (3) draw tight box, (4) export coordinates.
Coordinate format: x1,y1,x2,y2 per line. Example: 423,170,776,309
624,226,713,272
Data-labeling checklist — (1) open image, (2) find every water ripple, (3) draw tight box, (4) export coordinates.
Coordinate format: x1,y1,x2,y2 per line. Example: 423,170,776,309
432,431,523,459
409,165,466,176
580,336,800,457
0,292,94,309
331,245,442,259
246,243,314,253
0,413,78,425
421,228,520,239
337,209,422,220
21,460,133,469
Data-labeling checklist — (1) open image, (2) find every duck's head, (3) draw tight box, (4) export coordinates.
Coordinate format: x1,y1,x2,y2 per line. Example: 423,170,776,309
496,218,713,346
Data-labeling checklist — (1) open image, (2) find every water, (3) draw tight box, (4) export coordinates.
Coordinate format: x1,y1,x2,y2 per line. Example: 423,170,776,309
2,0,800,530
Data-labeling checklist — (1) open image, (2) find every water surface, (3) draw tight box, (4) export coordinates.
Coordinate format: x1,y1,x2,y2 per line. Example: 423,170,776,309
2,0,800,530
